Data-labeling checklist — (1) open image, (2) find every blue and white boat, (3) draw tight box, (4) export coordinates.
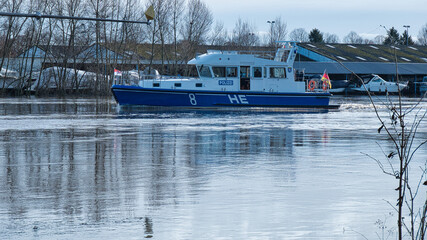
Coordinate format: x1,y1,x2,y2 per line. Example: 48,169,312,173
111,42,336,108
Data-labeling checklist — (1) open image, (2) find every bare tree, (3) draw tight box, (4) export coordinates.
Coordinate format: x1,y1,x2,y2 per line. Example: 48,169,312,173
119,0,147,44
267,16,287,47
362,38,374,44
181,0,213,45
18,0,58,93
334,57,427,240
0,0,28,92
147,0,172,74
231,18,259,47
180,0,212,75
373,35,385,45
28,0,58,94
324,33,339,43
418,23,427,46
368,85,426,240
343,31,363,44
289,28,309,42
170,0,184,75
210,21,229,46
50,0,89,92
87,0,113,92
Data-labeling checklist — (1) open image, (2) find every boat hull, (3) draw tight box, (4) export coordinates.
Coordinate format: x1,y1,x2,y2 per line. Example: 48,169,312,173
112,85,334,108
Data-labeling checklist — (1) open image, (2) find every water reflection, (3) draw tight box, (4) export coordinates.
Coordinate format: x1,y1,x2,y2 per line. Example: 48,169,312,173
0,106,312,234
0,97,114,116
0,97,425,239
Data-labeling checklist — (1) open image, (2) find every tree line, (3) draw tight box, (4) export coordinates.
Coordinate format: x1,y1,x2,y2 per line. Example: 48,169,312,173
305,27,422,45
1,0,427,95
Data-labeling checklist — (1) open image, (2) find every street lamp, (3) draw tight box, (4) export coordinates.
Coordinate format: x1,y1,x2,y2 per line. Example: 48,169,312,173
267,21,275,46
403,25,410,46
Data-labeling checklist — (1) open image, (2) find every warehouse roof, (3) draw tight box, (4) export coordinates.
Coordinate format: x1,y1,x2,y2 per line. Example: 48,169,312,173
294,61,427,75
297,43,427,63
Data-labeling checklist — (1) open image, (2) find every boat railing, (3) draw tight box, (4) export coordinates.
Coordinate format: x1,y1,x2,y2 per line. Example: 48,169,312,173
305,78,331,93
206,42,297,63
240,50,277,60
207,49,277,60
113,74,196,86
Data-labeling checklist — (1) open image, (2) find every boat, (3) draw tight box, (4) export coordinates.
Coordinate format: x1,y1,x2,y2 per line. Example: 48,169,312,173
30,67,97,91
0,68,23,90
417,76,427,94
328,80,350,94
351,74,407,94
111,42,337,109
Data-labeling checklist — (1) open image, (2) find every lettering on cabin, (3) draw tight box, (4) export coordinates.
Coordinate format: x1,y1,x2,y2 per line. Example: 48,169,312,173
227,94,248,104
218,80,233,86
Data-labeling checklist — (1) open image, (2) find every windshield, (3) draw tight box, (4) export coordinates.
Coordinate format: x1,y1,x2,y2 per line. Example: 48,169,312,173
198,66,212,78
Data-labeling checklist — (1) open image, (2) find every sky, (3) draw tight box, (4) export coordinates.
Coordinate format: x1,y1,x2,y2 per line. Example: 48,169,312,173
203,0,427,41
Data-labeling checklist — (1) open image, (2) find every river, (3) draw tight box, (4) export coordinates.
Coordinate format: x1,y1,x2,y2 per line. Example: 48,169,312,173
0,95,426,239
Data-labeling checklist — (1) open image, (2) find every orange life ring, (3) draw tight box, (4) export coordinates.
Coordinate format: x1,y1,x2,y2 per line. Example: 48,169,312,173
322,81,328,91
308,80,316,91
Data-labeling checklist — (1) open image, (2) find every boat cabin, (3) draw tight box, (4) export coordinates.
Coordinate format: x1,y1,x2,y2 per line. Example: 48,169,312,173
184,43,305,93
121,42,307,94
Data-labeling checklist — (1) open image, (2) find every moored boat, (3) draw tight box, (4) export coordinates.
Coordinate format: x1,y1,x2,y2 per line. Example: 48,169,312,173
351,74,407,94
111,42,338,109
328,79,350,94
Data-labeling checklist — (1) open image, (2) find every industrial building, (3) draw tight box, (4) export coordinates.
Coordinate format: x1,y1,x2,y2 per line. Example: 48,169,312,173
294,43,427,93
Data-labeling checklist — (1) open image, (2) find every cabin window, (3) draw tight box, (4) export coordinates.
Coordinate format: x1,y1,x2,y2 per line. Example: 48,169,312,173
253,67,262,78
198,66,212,78
264,67,267,78
212,67,226,78
270,67,287,78
226,67,237,77
240,67,250,78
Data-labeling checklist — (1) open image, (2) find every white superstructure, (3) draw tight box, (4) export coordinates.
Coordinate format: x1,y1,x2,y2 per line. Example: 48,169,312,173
133,42,305,93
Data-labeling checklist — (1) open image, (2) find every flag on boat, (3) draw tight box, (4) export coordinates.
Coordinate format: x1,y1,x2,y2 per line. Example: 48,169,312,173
114,69,122,76
321,70,332,88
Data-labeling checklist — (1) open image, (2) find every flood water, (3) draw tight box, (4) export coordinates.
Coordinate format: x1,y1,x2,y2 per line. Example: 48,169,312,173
0,96,426,240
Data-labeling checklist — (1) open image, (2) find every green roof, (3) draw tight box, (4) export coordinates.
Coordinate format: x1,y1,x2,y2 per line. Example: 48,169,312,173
297,43,427,63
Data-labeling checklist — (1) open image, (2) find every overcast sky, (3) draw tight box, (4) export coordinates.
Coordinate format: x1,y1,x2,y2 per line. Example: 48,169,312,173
204,0,427,41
